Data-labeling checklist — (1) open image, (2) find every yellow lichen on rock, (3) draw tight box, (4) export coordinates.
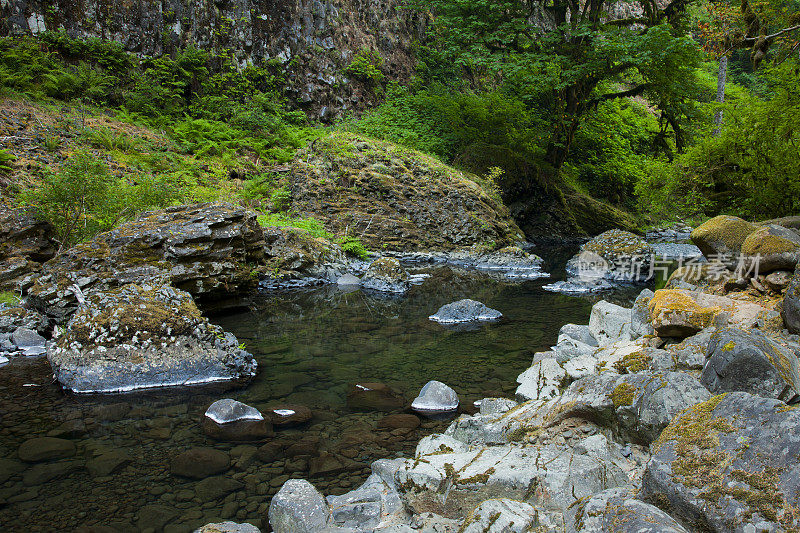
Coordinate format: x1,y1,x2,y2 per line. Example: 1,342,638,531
611,382,637,407
691,215,757,257
648,289,723,337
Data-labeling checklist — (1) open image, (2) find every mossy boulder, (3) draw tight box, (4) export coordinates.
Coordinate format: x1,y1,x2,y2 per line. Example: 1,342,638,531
642,392,800,532
690,215,757,265
47,283,256,393
361,257,411,293
648,289,723,338
740,224,800,273
27,203,267,321
566,230,654,284
549,371,711,445
286,133,526,252
702,327,800,403
0,203,58,291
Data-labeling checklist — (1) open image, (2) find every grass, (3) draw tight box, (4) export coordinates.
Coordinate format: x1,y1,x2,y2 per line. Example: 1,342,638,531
0,292,21,307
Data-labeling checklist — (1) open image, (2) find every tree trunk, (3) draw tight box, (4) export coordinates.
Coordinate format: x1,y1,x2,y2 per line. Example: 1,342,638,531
713,55,728,136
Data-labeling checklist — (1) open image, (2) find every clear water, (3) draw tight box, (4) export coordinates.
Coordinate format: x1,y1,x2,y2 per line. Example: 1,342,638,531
0,247,640,532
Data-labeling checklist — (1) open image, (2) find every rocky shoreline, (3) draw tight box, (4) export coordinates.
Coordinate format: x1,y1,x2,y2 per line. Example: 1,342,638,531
258,215,800,533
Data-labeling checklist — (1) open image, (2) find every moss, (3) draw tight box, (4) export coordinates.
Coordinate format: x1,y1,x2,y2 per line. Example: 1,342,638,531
613,351,652,373
691,215,757,252
610,382,636,407
648,289,722,331
742,226,800,256
722,341,736,352
456,467,495,485
654,393,733,452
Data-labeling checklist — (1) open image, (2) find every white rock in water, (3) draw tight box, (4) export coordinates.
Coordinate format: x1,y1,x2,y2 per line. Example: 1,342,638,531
337,274,361,286
273,409,296,417
429,299,502,324
411,380,459,415
205,399,264,425
194,521,261,533
0,355,8,365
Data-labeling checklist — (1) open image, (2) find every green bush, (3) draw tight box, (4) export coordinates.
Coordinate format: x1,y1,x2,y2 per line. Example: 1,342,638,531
338,236,369,259
270,188,292,212
345,49,384,84
257,213,333,239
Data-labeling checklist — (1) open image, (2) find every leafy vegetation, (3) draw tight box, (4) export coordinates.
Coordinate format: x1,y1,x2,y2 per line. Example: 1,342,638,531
0,292,21,307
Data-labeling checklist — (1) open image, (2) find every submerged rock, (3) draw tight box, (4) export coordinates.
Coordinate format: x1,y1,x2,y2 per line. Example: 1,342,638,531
346,382,405,412
641,392,800,531
202,399,272,441
429,299,502,324
264,405,313,427
411,380,459,416
171,447,231,479
47,284,257,393
361,257,411,293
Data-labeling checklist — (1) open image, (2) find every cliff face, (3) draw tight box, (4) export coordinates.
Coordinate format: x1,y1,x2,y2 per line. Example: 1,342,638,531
1,0,426,120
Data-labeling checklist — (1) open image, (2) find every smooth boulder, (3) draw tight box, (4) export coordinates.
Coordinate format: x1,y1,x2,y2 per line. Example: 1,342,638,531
346,382,405,412
690,215,757,265
202,399,272,441
589,300,632,346
18,437,76,463
411,380,459,416
171,447,231,479
429,299,502,324
740,223,800,273
269,479,331,533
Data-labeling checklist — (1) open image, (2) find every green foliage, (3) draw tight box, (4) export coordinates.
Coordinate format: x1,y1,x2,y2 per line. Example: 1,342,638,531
20,150,181,247
637,61,800,220
0,148,15,172
345,49,385,84
256,213,334,239
270,187,292,212
81,127,141,152
338,236,369,259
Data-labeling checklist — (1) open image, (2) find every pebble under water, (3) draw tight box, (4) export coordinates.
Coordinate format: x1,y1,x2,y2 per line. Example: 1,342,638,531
0,249,641,532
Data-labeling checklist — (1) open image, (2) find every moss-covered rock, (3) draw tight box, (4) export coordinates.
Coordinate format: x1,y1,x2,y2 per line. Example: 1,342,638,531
690,215,758,264
565,230,654,286
642,392,800,532
47,283,256,393
285,133,525,251
648,289,723,338
783,266,800,334
740,224,800,273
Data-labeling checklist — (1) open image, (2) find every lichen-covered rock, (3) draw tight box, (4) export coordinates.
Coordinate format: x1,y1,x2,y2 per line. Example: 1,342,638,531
47,283,257,393
691,215,758,265
740,224,800,273
429,299,502,324
515,356,567,402
589,300,632,346
394,442,627,520
28,203,267,321
259,226,348,289
558,323,598,348
461,499,538,533
549,371,711,445
411,380,459,416
641,392,800,532
0,204,57,291
701,328,800,402
566,487,688,533
202,399,272,441
782,266,800,334
565,230,654,285
415,434,469,458
269,479,331,533
361,258,411,293
648,289,770,338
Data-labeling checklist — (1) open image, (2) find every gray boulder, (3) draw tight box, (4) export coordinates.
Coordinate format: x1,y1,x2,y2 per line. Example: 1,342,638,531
566,487,688,533
515,356,567,401
411,381,459,416
783,266,800,334
47,284,257,393
551,371,711,445
630,289,655,338
701,327,800,402
202,399,272,441
394,442,627,520
461,499,537,532
559,323,598,347
765,270,793,292
194,522,261,533
415,434,469,458
28,203,268,321
478,398,518,416
740,223,800,273
429,299,502,324
11,326,46,348
361,258,411,293
690,215,757,266
589,301,632,346
641,392,800,531
269,479,331,533
566,230,654,284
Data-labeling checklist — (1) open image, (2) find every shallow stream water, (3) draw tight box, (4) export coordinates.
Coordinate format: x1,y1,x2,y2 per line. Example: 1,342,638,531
0,247,641,532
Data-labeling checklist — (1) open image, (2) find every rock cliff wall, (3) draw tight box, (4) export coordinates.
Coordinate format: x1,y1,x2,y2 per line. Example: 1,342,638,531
1,0,426,120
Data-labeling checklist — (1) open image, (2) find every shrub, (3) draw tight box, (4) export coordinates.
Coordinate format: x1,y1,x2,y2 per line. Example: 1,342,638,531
0,292,20,307
345,49,385,84
270,188,291,212
338,236,369,259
